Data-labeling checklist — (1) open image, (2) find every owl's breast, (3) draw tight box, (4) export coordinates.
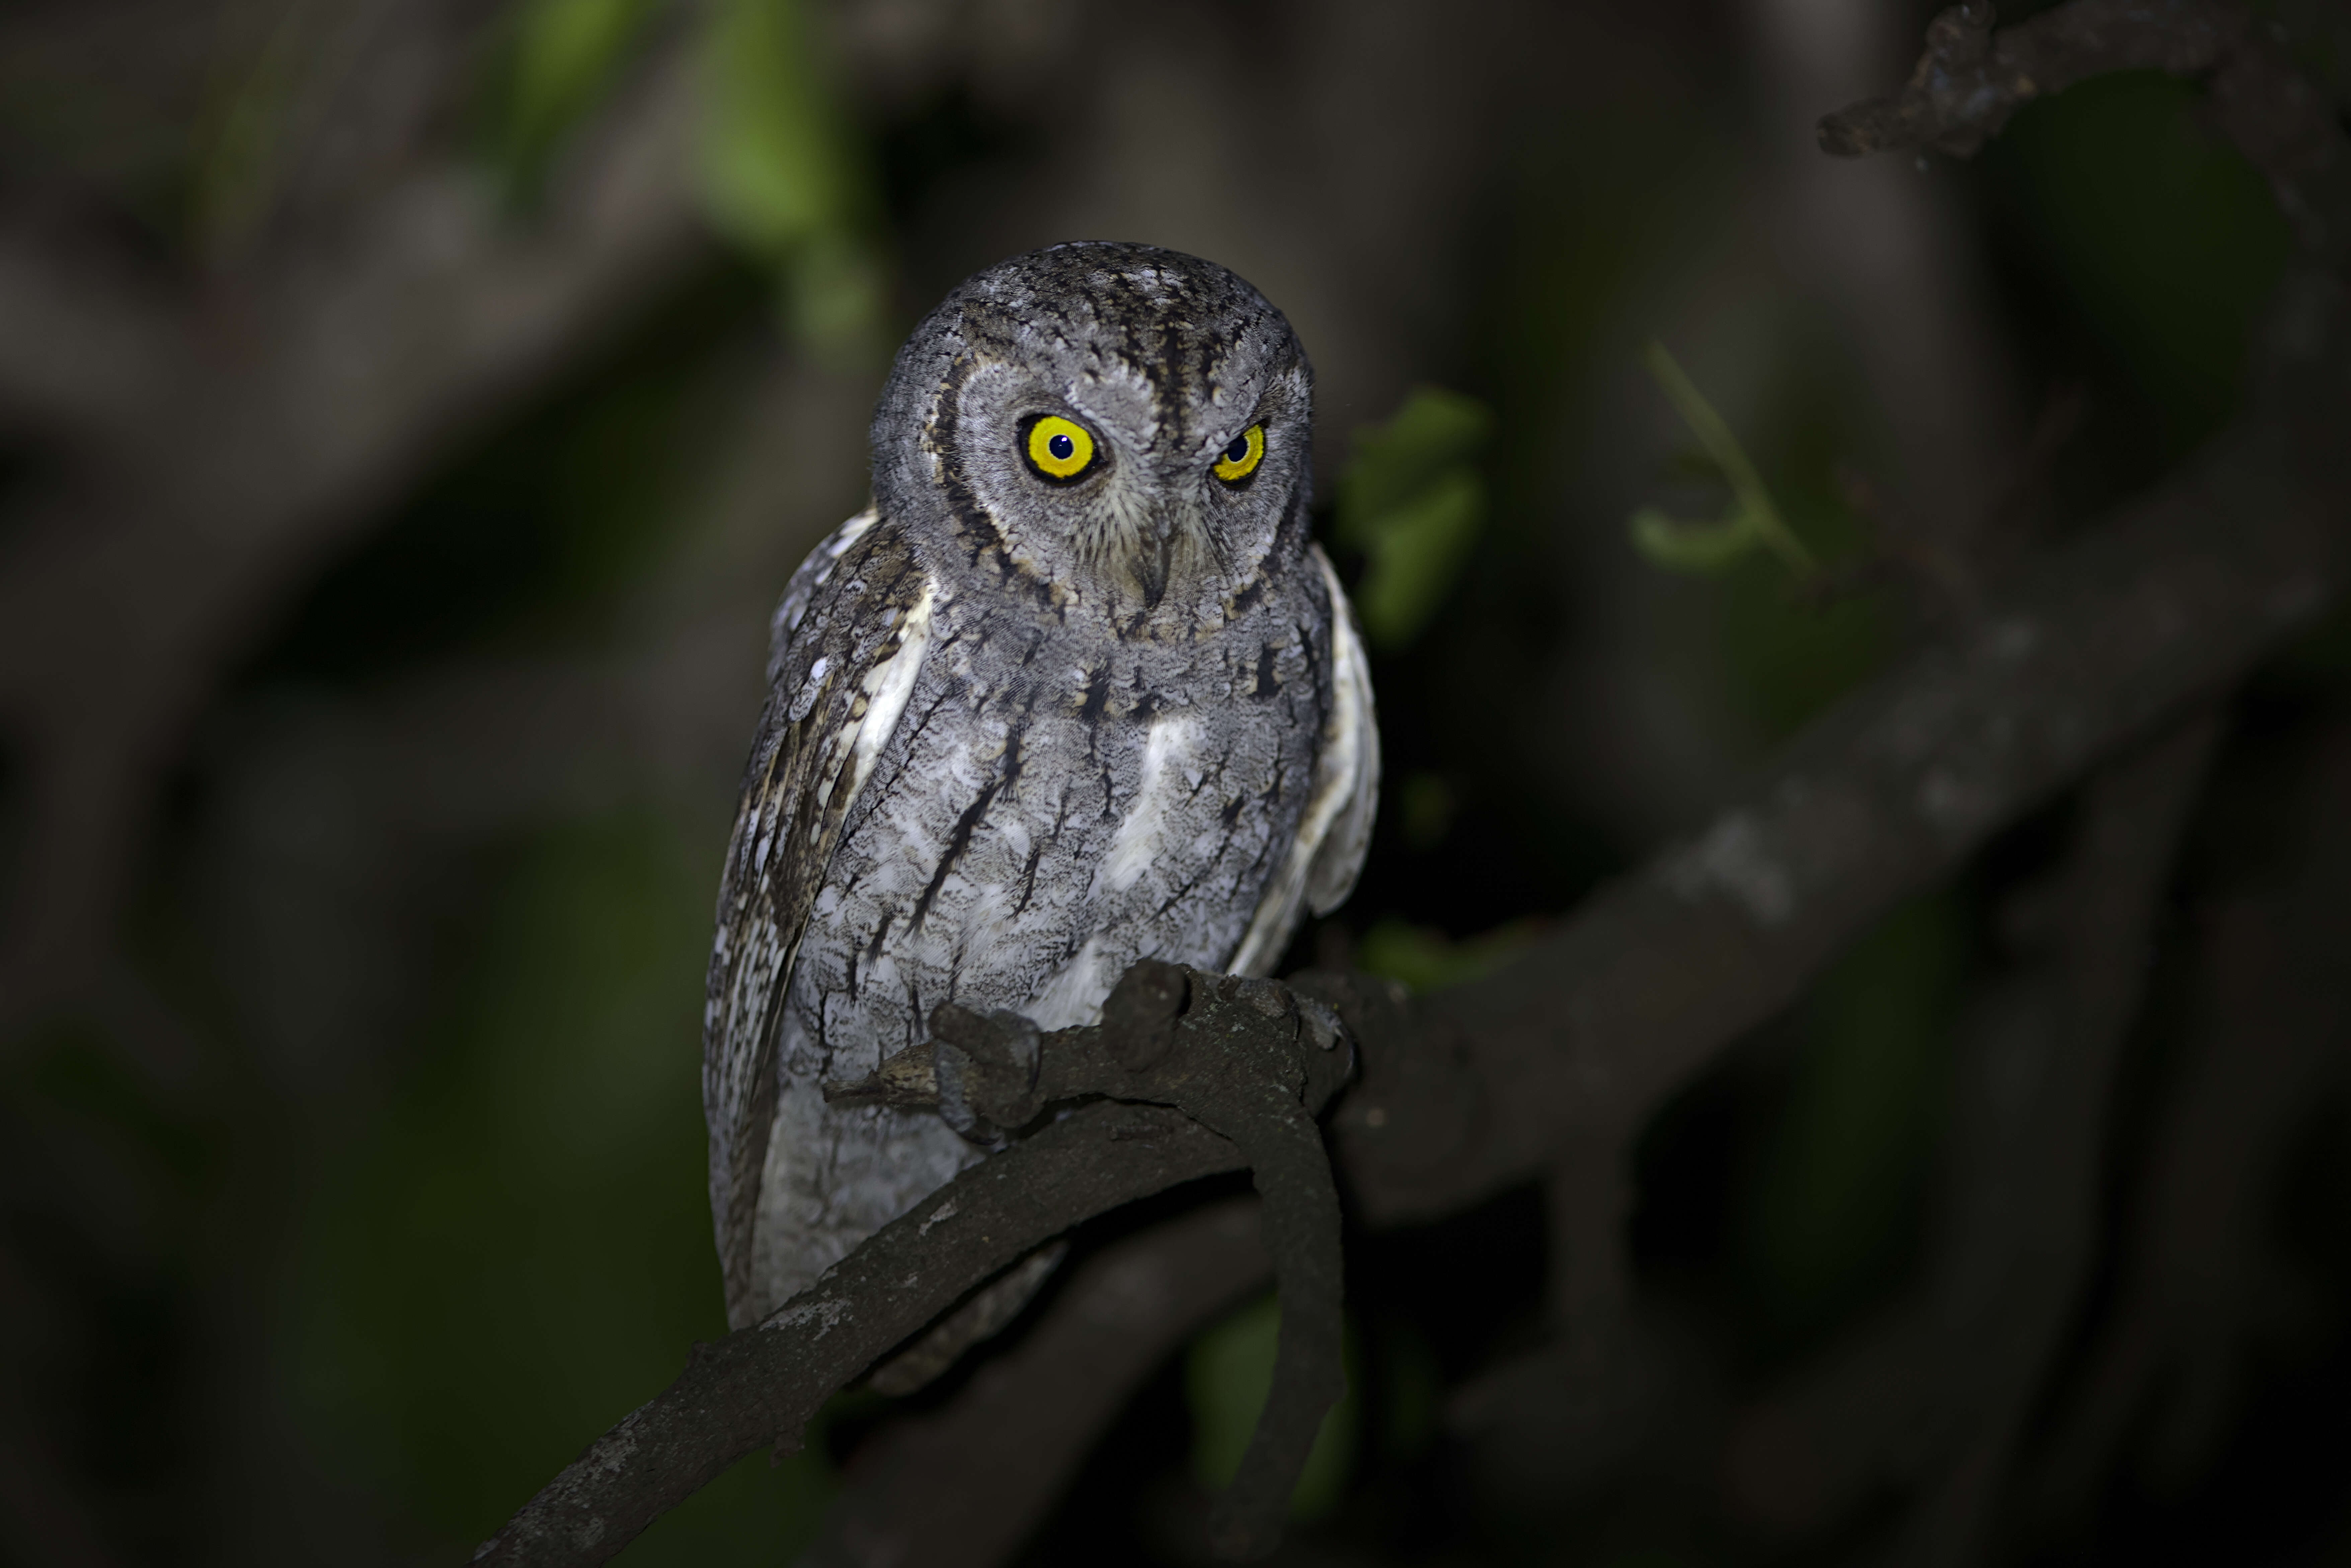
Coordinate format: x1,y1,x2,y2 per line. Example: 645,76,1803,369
781,582,1331,1081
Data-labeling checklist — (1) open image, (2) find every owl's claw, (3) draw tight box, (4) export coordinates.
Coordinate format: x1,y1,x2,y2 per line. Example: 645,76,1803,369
818,1040,941,1109
930,1005,1046,1140
827,959,1356,1558
899,963,1353,1561
1101,957,1189,1071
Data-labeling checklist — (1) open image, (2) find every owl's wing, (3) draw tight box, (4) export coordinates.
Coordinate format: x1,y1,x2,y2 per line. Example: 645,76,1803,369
705,508,936,1327
1230,544,1382,976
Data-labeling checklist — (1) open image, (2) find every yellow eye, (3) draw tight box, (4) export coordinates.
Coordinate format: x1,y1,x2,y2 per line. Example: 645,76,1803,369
1212,423,1265,482
1024,415,1097,480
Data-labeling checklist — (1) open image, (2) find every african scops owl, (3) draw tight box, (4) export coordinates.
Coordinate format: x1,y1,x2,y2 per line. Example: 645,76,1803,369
703,242,1380,1335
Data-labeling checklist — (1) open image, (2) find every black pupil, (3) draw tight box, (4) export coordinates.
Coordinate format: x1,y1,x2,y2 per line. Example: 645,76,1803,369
1224,435,1252,464
1048,432,1075,461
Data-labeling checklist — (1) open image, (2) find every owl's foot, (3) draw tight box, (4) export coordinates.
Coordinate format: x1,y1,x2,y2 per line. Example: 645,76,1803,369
830,958,1352,1562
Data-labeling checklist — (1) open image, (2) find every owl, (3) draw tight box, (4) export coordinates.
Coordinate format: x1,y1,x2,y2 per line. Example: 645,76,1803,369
703,242,1379,1337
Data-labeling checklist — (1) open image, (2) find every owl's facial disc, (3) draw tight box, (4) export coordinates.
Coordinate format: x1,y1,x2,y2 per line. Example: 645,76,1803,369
938,348,1308,619
998,391,1296,611
876,243,1315,623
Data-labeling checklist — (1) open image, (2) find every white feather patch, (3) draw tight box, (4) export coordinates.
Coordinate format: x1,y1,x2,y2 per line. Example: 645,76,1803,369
850,584,935,801
1228,546,1379,976
1028,935,1115,1031
1100,714,1200,894
811,581,936,818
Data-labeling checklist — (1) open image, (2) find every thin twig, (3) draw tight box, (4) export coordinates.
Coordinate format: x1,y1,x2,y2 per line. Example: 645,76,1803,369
2035,721,2351,1516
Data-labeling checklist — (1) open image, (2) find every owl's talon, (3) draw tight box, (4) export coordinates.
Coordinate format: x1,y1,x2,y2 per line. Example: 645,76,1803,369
817,1041,941,1109
1101,957,1188,1071
931,1003,1047,1138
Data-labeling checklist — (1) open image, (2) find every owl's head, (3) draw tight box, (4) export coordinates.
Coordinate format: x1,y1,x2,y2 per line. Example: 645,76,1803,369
872,242,1314,626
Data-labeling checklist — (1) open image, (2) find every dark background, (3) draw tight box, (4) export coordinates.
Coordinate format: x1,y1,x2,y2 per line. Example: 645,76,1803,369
2,0,2348,1563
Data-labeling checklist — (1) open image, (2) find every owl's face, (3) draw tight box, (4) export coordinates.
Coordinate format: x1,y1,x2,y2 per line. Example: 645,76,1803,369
872,243,1314,626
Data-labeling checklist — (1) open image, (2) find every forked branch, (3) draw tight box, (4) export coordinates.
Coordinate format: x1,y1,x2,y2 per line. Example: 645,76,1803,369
474,964,1356,1567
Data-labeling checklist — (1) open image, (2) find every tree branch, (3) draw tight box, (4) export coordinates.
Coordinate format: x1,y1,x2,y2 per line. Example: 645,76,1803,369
797,1199,1272,1568
1344,403,2343,1232
1817,0,2351,260
1723,708,2222,1559
475,967,1353,1568
471,1102,1241,1568
1816,0,2245,159
858,963,1353,1559
2035,719,2351,1516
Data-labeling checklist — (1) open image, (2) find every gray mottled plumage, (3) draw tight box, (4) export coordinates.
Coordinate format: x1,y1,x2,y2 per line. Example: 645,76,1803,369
704,242,1379,1332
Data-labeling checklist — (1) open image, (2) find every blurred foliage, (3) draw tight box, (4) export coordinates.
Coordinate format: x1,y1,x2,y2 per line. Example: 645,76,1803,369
236,210,791,1556
293,809,831,1560
489,0,662,194
1333,388,1493,650
1354,916,1542,995
1628,341,1815,579
1375,1319,1444,1462
1186,1293,1362,1522
249,257,760,688
696,0,886,357
1743,893,1966,1342
1703,395,1890,746
480,0,891,354
188,5,305,255
1987,70,2291,449
1396,772,1457,852
2273,600,2351,688
0,1023,211,1563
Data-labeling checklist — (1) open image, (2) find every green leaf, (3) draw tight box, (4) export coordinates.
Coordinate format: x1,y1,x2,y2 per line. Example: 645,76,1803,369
189,11,307,254
1333,387,1495,650
698,0,849,251
1743,892,1964,1340
496,0,661,187
1628,505,1760,572
1187,1295,1360,1522
1354,917,1541,994
1351,469,1484,647
1398,771,1457,851
694,0,882,356
1992,71,2291,447
787,230,886,347
1377,1321,1444,1459
1336,386,1492,521
1627,342,1813,579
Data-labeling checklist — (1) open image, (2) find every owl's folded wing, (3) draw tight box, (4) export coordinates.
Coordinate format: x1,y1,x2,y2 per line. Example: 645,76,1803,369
1230,544,1382,976
704,511,936,1327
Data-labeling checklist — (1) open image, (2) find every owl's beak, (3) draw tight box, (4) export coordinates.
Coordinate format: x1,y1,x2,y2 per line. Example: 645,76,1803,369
1098,485,1207,610
1137,529,1174,608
